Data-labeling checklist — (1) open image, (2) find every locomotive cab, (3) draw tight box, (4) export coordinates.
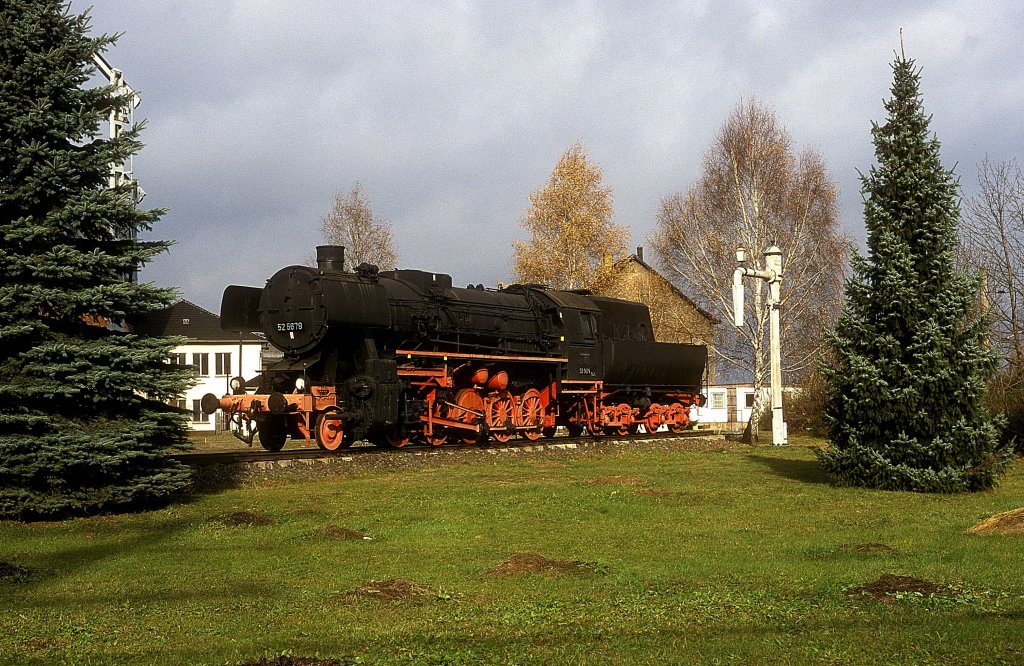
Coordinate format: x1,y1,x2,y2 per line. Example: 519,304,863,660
528,289,603,382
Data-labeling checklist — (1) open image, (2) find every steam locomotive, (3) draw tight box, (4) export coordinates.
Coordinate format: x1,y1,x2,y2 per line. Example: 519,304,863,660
201,246,707,451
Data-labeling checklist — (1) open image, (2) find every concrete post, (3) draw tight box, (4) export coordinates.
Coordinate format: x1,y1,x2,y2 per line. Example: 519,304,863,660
763,246,786,446
733,245,787,445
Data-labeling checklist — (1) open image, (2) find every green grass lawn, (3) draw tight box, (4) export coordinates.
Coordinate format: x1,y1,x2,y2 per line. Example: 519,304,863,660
2,440,1022,665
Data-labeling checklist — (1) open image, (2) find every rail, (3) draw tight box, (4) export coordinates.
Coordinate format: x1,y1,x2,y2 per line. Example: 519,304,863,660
172,429,721,466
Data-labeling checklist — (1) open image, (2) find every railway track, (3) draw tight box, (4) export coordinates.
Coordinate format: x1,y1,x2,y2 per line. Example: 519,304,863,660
172,429,723,466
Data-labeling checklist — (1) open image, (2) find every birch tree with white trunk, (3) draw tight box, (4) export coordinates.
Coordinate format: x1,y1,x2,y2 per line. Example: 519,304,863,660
961,158,1024,364
651,100,847,440
960,157,1024,425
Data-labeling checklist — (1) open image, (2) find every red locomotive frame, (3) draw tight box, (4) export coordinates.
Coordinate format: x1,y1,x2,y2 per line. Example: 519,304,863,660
209,347,701,451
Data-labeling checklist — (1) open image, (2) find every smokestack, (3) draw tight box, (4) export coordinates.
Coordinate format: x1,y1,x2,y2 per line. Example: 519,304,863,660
316,245,345,272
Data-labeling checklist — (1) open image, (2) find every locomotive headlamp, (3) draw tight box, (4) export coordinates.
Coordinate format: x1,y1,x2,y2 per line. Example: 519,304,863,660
294,377,306,393
736,247,747,263
230,377,242,391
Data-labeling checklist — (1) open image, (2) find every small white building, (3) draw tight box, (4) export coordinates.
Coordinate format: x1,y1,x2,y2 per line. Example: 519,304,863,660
696,384,770,432
135,300,264,431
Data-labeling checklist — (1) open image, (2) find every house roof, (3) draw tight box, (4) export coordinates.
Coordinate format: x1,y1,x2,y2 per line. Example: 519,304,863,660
610,253,721,325
132,300,263,342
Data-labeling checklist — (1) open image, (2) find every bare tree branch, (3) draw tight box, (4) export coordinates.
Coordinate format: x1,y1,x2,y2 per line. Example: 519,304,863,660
961,157,1024,370
321,181,399,271
649,100,848,438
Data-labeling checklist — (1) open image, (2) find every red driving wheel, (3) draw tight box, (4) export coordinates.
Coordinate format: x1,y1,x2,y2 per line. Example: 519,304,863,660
314,409,348,451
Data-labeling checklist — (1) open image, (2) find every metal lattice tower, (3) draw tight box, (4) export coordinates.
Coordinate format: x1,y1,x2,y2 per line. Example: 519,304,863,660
92,52,145,202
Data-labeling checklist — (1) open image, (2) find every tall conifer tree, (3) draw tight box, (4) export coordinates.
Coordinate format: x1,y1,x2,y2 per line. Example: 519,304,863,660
819,53,1011,492
0,1,193,518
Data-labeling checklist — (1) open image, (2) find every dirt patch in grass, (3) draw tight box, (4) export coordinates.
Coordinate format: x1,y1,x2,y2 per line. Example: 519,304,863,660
848,574,949,603
968,508,1024,535
840,543,899,555
237,656,354,666
487,553,599,577
345,578,436,601
636,488,676,497
0,559,34,581
314,524,368,540
24,637,56,651
207,511,273,527
527,460,567,468
590,475,642,485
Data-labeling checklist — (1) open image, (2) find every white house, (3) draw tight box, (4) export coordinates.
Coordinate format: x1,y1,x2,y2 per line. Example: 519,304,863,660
135,300,264,431
695,384,770,432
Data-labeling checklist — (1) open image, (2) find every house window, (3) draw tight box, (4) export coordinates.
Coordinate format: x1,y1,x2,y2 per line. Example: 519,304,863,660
170,353,187,365
710,392,726,410
215,352,232,376
192,399,209,423
192,353,209,376
744,392,755,409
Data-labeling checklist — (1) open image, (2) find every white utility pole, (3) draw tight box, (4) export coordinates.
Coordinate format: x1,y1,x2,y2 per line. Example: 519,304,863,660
732,246,788,446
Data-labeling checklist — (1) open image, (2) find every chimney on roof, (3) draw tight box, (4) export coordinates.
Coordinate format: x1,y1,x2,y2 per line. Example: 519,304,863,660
636,246,644,262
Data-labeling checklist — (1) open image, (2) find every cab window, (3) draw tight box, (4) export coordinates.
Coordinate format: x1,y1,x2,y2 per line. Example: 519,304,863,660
580,313,598,340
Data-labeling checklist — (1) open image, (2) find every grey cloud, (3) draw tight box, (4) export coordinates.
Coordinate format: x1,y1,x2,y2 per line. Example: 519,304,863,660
73,0,1024,311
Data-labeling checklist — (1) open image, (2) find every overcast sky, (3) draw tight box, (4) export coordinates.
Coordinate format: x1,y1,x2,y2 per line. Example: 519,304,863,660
77,1,1024,313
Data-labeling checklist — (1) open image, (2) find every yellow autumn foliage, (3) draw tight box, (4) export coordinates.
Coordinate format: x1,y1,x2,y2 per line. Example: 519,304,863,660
512,143,629,290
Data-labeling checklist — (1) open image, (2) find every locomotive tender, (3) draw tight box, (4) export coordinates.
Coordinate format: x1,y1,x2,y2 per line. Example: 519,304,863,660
201,246,707,451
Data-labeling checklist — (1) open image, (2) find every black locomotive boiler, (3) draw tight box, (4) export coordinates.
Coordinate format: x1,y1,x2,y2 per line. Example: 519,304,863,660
202,246,707,451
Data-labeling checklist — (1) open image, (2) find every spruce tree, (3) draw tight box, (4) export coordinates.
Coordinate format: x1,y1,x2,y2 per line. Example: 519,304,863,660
818,54,1011,492
0,1,193,518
